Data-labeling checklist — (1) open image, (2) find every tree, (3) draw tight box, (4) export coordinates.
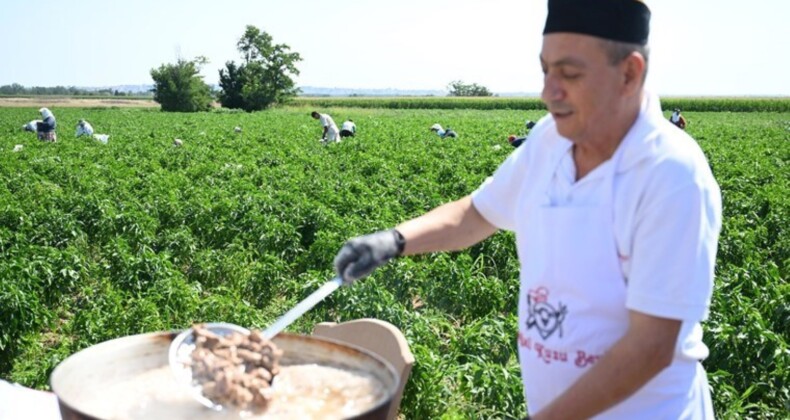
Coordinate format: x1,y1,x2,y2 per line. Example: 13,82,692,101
447,80,493,97
150,56,213,112
218,25,302,111
217,61,245,110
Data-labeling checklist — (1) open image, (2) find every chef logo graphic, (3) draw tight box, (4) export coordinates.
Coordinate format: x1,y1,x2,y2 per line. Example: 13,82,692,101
526,287,567,340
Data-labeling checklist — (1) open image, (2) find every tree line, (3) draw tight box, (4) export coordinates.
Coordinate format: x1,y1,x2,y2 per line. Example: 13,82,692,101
0,83,151,97
151,25,494,112
150,25,302,112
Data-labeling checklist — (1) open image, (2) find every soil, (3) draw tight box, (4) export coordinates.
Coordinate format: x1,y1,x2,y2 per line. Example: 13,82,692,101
0,97,159,108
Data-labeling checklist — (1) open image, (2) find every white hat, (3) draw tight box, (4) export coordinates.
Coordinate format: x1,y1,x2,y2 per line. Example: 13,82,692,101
39,108,52,119
430,123,442,131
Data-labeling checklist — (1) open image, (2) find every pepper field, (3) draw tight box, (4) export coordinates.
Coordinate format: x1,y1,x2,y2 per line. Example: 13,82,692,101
0,102,787,418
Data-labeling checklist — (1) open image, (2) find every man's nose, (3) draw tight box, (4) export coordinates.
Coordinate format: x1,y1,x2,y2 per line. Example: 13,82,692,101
541,74,565,103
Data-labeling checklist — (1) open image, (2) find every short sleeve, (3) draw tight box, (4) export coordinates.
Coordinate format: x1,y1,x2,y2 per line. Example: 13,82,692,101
471,148,528,232
626,166,722,322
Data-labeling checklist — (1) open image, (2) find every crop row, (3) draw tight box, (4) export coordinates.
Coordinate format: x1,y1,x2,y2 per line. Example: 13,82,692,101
0,106,787,418
294,97,790,113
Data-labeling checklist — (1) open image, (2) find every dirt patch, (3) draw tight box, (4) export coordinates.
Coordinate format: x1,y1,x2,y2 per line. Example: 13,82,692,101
0,97,159,108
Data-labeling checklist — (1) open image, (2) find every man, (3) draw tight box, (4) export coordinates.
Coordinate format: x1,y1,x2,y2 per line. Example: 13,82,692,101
333,1,721,418
311,111,341,143
429,123,458,139
36,108,57,142
340,119,357,138
670,108,687,129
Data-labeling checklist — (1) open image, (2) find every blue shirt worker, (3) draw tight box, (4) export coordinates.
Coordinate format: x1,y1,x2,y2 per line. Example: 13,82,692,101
509,120,538,148
22,120,42,132
430,123,458,139
75,119,94,137
36,108,57,142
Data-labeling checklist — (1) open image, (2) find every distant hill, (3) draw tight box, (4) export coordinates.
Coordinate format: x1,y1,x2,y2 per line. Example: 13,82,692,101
298,86,540,97
8,83,538,97
76,84,449,97
78,85,155,94
298,86,446,97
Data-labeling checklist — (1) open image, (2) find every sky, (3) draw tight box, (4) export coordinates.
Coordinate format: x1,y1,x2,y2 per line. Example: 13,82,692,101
1,0,788,96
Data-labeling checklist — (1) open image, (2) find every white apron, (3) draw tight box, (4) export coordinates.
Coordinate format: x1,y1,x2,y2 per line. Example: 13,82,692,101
515,134,714,418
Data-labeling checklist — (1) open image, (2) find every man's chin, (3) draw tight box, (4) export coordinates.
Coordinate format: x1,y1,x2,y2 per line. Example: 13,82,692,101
554,121,576,140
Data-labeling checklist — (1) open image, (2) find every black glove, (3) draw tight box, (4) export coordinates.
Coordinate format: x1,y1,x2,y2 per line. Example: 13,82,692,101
334,229,406,285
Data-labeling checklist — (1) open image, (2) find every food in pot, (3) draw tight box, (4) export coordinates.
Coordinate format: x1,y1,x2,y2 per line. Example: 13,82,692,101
99,362,387,419
189,324,283,412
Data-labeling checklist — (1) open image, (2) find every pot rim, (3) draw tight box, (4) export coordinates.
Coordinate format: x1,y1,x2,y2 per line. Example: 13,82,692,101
50,330,400,420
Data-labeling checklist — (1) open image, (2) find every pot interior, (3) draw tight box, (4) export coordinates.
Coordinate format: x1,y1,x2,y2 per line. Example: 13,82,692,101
50,331,398,419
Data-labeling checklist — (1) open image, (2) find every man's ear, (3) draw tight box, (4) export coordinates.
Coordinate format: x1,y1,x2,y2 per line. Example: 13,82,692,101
621,52,646,95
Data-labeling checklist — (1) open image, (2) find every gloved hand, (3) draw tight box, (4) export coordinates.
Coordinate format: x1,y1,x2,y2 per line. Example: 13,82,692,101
334,229,405,285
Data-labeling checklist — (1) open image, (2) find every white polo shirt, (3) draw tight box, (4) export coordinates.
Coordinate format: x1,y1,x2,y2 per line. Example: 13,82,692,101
472,92,722,362
319,113,339,131
341,120,356,133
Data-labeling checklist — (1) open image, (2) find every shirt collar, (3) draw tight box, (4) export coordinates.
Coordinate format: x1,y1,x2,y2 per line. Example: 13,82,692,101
615,90,664,173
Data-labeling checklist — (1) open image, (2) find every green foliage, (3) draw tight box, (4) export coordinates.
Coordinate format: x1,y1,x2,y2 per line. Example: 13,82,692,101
296,96,548,110
150,57,213,112
217,61,245,110
447,80,494,97
293,96,790,112
0,106,787,418
661,97,790,113
218,25,302,111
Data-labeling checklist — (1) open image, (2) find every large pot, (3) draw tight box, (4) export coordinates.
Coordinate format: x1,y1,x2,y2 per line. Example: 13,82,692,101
50,331,399,419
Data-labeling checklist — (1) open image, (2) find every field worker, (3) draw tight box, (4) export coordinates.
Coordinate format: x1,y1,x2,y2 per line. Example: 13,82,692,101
429,123,458,139
22,120,42,132
670,108,687,130
508,134,527,148
75,119,94,137
311,111,341,143
340,119,357,138
333,1,722,418
36,108,57,142
509,120,539,148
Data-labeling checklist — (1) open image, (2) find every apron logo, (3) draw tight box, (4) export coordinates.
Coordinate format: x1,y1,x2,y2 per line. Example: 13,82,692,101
526,287,567,340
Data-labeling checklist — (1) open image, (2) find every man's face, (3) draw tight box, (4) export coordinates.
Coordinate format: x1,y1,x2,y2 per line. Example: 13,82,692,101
540,34,625,143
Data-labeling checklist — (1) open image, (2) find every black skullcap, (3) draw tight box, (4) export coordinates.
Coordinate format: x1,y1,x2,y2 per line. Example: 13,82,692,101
543,0,651,45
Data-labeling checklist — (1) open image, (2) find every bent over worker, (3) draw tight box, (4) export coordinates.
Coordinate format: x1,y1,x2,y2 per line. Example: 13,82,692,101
332,1,721,418
22,120,42,132
75,119,94,137
429,123,458,139
340,119,357,138
37,108,57,142
670,108,687,130
311,111,341,143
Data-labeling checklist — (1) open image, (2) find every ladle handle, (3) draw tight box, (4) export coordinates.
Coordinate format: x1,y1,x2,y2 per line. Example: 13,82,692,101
262,277,344,340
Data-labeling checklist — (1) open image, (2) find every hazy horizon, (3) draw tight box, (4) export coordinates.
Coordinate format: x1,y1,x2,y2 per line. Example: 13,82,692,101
1,0,787,97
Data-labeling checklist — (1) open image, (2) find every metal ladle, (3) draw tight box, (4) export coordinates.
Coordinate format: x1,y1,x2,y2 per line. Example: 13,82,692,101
168,276,344,410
